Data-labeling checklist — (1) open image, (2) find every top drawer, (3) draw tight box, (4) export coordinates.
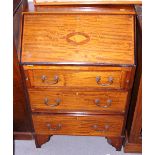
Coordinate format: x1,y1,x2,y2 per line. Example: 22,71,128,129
21,14,134,65
24,66,134,90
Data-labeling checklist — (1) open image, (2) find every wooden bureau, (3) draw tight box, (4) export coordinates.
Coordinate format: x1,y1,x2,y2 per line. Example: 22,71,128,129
20,2,137,150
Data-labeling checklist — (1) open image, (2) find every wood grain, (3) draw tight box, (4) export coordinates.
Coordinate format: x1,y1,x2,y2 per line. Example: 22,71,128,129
128,78,142,143
29,90,128,113
35,134,52,148
34,0,142,5
22,14,135,65
106,137,123,151
124,6,142,152
124,131,142,153
13,132,33,140
124,142,142,153
24,66,132,89
32,114,124,136
19,4,136,150
14,43,30,132
14,16,32,133
25,3,136,15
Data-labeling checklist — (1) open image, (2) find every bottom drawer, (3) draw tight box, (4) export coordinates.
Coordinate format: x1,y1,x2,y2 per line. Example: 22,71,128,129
32,115,124,137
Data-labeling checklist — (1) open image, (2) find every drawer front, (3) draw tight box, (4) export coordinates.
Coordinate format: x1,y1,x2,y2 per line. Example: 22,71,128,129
25,66,132,89
22,14,134,65
32,115,124,136
29,90,128,113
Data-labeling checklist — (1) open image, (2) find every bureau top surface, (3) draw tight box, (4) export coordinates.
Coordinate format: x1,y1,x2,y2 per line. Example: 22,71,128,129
21,5,135,65
34,0,142,5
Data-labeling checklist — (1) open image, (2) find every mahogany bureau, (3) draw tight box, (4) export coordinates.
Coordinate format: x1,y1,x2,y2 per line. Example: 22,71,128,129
20,2,137,150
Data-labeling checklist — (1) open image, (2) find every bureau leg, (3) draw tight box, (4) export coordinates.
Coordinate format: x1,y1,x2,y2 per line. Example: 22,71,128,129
35,134,52,148
106,137,123,151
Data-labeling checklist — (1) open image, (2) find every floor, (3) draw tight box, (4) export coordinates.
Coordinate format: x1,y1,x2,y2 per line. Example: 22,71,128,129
15,136,141,155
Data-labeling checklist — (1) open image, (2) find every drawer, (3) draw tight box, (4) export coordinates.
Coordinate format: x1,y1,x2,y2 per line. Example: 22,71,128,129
29,90,128,114
21,14,134,65
32,114,124,136
25,66,133,89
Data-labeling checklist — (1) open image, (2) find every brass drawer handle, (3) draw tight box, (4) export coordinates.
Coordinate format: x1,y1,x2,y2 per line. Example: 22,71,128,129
92,124,109,132
41,75,59,85
94,99,112,108
47,123,62,131
44,98,61,107
96,76,113,86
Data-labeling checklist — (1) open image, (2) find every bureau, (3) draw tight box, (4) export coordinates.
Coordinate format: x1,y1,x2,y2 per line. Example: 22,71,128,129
20,3,136,151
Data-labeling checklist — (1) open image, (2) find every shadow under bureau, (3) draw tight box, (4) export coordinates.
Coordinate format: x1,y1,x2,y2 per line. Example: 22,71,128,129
20,4,136,151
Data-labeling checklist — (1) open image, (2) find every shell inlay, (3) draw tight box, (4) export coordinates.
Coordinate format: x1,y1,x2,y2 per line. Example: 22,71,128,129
66,32,90,45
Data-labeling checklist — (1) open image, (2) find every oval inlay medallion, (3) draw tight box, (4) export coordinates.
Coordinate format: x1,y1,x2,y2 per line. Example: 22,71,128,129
66,32,90,45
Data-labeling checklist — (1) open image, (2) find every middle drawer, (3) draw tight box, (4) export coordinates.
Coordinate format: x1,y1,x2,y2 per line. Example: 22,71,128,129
29,90,128,113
